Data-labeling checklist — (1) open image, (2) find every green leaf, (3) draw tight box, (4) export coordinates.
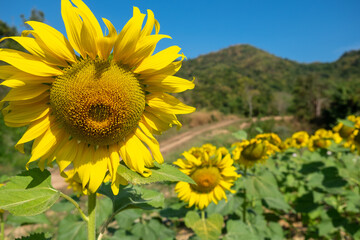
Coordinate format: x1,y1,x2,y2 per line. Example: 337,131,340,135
0,168,60,216
96,197,113,228
338,119,355,128
244,172,282,199
263,197,291,211
131,219,175,240
15,233,51,240
57,214,87,240
206,194,243,216
184,211,223,240
255,127,263,133
110,229,140,240
268,222,284,240
223,220,258,240
117,162,195,185
232,130,247,140
98,183,164,214
115,209,142,231
7,214,50,225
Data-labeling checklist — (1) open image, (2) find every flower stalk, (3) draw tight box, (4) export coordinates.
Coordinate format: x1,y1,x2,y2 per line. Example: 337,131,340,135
88,193,97,240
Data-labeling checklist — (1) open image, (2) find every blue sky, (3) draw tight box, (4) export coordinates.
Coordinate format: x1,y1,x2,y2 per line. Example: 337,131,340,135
1,0,359,63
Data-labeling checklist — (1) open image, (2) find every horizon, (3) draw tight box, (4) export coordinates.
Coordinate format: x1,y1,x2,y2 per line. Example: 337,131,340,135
1,0,359,63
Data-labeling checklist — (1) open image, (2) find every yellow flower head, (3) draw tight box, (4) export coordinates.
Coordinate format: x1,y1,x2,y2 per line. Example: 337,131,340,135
232,139,273,168
308,129,335,152
332,115,357,139
0,0,195,194
290,131,309,148
279,138,292,152
255,133,282,153
174,146,240,210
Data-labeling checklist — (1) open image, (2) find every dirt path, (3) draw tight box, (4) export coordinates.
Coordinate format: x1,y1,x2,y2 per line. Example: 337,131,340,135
159,115,292,155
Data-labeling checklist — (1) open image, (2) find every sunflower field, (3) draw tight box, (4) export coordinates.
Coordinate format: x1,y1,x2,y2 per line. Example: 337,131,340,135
0,115,359,240
0,0,359,239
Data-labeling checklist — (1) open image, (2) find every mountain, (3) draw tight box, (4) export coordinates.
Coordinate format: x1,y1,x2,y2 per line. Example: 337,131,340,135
176,44,360,121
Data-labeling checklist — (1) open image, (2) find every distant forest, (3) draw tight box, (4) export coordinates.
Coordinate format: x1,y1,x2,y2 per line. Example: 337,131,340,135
177,44,360,127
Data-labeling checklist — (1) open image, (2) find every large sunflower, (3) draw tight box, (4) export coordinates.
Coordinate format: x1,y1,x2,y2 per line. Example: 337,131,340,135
0,0,195,194
174,145,240,210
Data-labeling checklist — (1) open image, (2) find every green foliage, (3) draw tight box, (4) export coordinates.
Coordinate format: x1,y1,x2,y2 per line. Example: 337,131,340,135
184,211,223,240
117,162,195,185
177,44,360,122
15,233,51,240
0,168,60,216
98,183,165,213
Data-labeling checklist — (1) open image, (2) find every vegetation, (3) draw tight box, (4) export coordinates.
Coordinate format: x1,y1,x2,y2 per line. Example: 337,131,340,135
177,44,360,126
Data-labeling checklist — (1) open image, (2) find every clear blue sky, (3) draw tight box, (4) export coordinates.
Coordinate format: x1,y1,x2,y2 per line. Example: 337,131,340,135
1,0,359,63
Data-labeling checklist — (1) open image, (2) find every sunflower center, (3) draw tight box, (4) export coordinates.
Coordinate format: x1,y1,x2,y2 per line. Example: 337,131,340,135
242,142,266,161
339,125,354,139
314,139,327,148
50,59,145,145
190,167,221,193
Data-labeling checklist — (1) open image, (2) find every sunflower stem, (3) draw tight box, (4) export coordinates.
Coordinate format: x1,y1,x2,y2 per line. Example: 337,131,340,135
60,192,89,222
88,193,97,240
242,166,248,223
0,212,4,240
201,210,205,220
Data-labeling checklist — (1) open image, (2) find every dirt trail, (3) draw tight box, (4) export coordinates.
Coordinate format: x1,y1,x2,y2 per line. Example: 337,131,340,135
159,115,292,155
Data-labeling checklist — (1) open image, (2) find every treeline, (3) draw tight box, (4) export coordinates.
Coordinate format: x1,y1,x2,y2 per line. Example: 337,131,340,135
177,44,360,127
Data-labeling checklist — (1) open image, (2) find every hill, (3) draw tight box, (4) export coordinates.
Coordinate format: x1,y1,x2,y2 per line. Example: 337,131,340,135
177,44,360,123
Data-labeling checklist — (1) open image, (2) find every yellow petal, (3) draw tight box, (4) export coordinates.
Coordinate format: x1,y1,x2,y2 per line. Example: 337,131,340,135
2,84,50,101
61,0,84,56
113,7,145,61
26,122,65,168
146,93,195,114
26,21,76,63
3,100,50,126
15,115,52,152
144,75,195,93
119,133,152,177
73,143,93,188
135,128,164,164
0,48,62,76
0,65,17,79
70,0,102,38
134,46,182,74
108,143,120,183
125,34,171,66
56,138,78,173
140,10,155,38
87,147,108,193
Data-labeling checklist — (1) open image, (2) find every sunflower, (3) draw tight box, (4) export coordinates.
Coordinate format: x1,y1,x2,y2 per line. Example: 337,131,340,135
174,145,240,210
290,131,309,148
307,129,340,152
332,115,357,139
0,0,195,194
231,138,274,168
255,133,282,153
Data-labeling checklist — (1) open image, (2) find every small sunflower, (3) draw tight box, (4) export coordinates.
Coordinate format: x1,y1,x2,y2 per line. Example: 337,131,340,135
290,131,309,148
255,133,282,153
308,129,339,152
0,0,195,194
174,145,240,210
279,138,292,152
232,138,274,168
332,115,357,139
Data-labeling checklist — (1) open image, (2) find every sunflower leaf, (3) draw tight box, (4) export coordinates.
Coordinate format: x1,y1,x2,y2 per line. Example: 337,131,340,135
117,162,195,185
98,183,164,213
184,211,223,240
0,168,60,216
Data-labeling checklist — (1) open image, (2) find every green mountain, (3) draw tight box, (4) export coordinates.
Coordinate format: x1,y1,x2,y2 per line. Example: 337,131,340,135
177,44,360,123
